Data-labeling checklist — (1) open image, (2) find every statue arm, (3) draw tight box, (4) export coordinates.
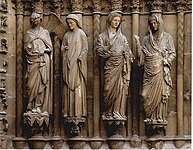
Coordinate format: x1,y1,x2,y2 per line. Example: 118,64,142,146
163,35,176,67
96,35,111,58
134,35,144,66
167,35,176,64
123,37,134,63
78,34,88,61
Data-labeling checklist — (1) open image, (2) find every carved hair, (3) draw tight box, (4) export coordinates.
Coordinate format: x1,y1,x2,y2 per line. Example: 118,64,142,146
148,14,164,37
30,12,42,23
148,14,164,30
66,14,81,29
107,11,122,23
107,11,122,31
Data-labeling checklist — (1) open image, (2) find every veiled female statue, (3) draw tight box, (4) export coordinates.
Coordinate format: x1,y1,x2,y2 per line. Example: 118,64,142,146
135,15,176,124
61,14,88,118
97,11,134,120
25,12,53,114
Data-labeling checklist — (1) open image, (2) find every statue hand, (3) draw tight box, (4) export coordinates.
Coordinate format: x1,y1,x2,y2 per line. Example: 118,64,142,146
130,53,135,63
134,35,140,45
64,46,69,51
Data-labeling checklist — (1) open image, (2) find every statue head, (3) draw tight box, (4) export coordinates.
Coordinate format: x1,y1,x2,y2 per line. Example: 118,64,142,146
66,14,81,30
107,11,122,31
30,12,42,28
148,14,164,33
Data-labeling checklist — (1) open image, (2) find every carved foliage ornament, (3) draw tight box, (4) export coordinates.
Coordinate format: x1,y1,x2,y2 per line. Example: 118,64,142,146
50,0,63,14
71,0,82,12
147,0,163,11
176,0,191,11
131,0,141,11
110,0,122,11
93,0,101,12
32,1,43,13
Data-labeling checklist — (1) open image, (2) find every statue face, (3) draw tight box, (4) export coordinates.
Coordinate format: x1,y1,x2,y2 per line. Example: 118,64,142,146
110,16,121,29
66,19,77,30
149,20,159,32
32,17,41,27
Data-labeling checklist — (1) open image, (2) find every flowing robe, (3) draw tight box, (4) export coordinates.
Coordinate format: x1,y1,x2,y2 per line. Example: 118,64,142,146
97,29,132,117
61,29,88,117
138,31,176,121
25,26,53,113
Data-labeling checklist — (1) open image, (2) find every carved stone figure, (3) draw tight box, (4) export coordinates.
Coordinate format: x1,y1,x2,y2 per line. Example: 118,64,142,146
0,38,8,53
0,0,7,12
61,14,88,118
0,15,7,33
97,11,134,120
135,14,176,125
24,12,53,115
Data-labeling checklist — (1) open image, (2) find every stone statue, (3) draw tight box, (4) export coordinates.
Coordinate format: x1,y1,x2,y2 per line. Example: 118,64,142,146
97,11,134,120
61,14,88,118
24,12,53,114
134,14,176,124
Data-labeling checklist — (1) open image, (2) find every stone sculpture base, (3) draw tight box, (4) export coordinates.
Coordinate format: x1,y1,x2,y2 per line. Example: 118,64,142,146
63,117,86,149
23,112,49,149
103,117,126,149
145,120,168,149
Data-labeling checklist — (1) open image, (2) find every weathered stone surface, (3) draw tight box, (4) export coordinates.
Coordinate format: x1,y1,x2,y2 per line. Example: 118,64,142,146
0,0,191,149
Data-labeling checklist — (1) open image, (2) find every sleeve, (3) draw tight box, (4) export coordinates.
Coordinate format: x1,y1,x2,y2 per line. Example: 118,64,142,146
78,32,88,83
78,33,88,61
96,34,111,58
137,38,146,66
167,34,176,65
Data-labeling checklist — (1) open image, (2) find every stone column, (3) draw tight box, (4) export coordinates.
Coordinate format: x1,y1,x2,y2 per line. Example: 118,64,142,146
49,1,63,149
12,1,26,149
15,0,23,138
90,0,103,149
129,0,142,148
174,0,185,148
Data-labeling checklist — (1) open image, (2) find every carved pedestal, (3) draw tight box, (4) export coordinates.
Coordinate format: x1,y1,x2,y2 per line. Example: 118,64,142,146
102,117,126,149
145,120,168,149
23,112,49,149
64,117,86,149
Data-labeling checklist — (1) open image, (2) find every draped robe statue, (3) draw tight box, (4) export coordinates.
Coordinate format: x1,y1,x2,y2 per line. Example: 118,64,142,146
61,14,88,117
135,15,176,124
97,12,134,120
25,13,53,114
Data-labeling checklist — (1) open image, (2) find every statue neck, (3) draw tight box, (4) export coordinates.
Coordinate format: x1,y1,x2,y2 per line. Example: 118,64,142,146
109,26,116,34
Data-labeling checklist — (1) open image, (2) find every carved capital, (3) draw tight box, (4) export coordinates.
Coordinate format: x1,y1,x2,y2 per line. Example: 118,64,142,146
176,0,189,11
71,0,83,12
93,0,101,12
15,1,23,15
32,0,43,14
147,0,163,11
50,0,62,14
131,0,141,12
110,0,122,11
